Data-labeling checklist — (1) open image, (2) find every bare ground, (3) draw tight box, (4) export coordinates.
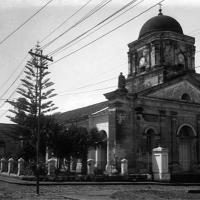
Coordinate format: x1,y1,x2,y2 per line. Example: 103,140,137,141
0,182,200,199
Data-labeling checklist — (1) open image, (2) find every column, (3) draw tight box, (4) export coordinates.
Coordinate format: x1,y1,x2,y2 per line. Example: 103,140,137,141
159,110,166,147
106,107,117,174
95,146,101,168
197,116,200,163
170,112,178,167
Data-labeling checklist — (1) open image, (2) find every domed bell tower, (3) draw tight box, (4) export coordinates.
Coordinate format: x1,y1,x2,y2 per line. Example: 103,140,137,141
126,8,196,93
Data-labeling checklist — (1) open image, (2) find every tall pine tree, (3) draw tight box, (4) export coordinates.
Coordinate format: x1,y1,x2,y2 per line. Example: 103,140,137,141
7,44,57,157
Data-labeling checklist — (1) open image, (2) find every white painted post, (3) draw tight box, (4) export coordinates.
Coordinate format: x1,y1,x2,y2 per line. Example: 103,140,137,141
95,146,101,168
87,159,95,175
76,159,82,173
47,157,57,176
121,159,128,175
70,158,77,173
0,158,7,172
17,158,25,176
152,146,170,181
8,158,14,174
45,146,49,163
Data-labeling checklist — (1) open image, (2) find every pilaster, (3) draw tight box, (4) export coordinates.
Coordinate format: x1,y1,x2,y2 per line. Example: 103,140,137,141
170,112,178,164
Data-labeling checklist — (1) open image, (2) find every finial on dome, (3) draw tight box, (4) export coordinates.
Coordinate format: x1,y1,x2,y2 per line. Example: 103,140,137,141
158,3,163,15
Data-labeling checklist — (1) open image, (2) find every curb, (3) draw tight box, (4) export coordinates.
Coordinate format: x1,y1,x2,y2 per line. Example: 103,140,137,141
1,176,200,186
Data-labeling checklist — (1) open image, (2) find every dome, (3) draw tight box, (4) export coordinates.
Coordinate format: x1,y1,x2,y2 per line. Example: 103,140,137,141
139,13,183,39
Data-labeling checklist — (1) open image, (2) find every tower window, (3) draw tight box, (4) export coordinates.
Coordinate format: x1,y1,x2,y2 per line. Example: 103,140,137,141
181,93,191,101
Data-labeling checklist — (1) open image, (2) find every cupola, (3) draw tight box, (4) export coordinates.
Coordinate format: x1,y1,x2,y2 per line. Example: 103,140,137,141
139,9,183,38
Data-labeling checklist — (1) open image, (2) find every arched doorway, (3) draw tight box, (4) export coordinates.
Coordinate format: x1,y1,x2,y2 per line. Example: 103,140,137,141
142,128,160,171
177,124,197,171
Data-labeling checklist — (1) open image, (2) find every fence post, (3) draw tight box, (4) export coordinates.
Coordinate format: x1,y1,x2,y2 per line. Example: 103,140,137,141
8,158,14,174
76,159,82,174
47,157,57,176
121,159,128,175
87,159,95,175
17,158,25,176
0,158,7,172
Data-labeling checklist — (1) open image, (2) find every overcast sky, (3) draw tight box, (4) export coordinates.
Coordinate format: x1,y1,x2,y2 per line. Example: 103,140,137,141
0,0,200,123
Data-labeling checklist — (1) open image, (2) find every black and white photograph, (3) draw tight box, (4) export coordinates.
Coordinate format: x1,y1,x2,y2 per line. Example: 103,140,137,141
0,0,200,199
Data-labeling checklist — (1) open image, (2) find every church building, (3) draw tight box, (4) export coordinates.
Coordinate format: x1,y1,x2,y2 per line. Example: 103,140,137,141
61,9,200,176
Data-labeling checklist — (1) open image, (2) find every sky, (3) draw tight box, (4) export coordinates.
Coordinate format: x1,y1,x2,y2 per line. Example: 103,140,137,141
0,0,200,123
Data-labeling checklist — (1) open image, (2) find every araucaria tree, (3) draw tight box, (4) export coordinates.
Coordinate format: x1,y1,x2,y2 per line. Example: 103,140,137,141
7,44,57,160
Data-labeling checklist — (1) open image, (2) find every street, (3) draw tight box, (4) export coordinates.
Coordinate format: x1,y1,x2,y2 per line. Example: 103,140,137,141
0,182,200,199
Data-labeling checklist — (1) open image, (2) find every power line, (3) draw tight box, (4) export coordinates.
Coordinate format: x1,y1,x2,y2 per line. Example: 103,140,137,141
49,0,143,56
42,0,111,49
92,62,127,78
0,0,54,46
49,0,141,56
0,66,124,119
187,28,200,35
0,83,21,120
41,0,112,49
0,82,21,110
58,77,117,94
77,62,127,85
0,54,29,110
50,0,164,65
40,0,93,43
0,64,25,104
0,54,28,95
58,85,116,96
52,62,127,95
55,73,128,97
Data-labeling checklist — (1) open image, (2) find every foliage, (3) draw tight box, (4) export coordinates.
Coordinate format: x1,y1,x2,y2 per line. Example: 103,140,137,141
8,44,57,126
7,44,58,160
17,141,36,161
52,125,105,174
89,127,107,147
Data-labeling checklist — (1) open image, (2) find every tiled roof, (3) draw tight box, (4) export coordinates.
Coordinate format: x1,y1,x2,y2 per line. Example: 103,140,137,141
56,101,108,124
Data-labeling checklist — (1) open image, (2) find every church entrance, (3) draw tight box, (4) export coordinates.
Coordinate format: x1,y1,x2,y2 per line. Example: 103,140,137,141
177,125,197,172
141,128,160,172
179,141,191,171
95,130,107,170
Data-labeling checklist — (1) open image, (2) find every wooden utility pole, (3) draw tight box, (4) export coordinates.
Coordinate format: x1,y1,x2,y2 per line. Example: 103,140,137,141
29,48,53,195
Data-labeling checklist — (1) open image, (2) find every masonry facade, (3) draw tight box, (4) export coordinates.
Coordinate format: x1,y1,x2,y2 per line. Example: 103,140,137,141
60,10,200,175
86,10,200,175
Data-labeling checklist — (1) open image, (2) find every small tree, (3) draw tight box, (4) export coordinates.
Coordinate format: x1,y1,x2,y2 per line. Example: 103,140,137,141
72,126,106,174
89,127,107,148
48,125,106,174
50,128,73,172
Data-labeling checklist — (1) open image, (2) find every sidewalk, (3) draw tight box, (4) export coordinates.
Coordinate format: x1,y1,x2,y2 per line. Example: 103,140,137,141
1,175,200,186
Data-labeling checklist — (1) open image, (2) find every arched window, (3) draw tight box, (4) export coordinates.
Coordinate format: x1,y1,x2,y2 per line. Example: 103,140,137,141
181,93,191,101
142,128,160,154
